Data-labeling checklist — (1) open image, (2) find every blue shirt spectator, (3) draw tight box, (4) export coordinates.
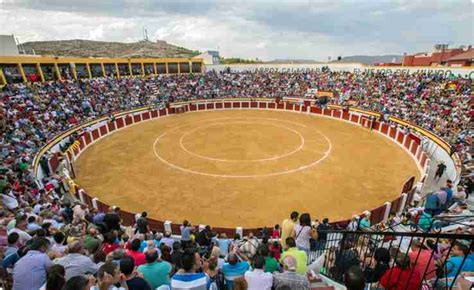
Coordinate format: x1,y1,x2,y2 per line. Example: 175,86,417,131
444,187,453,202
12,238,52,290
93,212,105,224
181,224,192,242
2,252,20,269
27,216,42,232
217,235,230,257
425,193,440,215
446,256,474,277
222,253,250,290
446,242,474,278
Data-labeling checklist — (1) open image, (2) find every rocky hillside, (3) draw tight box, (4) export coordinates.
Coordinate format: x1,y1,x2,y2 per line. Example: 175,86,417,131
19,39,200,58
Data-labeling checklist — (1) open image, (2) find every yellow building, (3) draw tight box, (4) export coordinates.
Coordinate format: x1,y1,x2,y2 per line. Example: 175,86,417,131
0,56,203,85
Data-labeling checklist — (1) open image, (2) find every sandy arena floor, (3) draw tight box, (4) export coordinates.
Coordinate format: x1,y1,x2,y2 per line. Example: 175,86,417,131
75,110,420,228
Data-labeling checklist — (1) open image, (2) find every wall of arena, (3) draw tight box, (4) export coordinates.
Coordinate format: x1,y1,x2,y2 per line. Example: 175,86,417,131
32,98,459,236
2,56,473,85
208,63,474,79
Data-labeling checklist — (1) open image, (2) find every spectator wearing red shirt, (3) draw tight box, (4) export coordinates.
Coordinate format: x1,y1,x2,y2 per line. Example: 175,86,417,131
269,240,282,261
408,239,436,280
101,232,120,255
126,238,146,266
380,253,421,290
67,116,79,125
271,224,280,239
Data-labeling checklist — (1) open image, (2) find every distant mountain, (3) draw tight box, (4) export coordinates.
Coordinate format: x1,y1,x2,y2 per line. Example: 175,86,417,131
266,59,324,64
331,55,403,65
19,39,200,58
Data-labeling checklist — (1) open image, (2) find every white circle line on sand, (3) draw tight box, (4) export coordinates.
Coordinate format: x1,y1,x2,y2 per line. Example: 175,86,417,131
179,121,305,162
152,117,333,178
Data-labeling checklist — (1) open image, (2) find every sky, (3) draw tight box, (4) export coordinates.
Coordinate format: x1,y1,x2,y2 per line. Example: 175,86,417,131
0,0,473,60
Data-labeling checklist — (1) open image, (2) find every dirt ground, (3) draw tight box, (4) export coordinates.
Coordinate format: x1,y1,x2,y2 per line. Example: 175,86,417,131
75,110,420,228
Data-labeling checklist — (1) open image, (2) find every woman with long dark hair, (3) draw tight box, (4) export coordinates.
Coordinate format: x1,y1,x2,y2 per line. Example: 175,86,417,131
45,264,66,290
293,213,317,256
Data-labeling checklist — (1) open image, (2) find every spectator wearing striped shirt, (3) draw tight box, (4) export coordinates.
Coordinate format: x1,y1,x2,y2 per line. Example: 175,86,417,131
171,250,210,290
273,255,310,290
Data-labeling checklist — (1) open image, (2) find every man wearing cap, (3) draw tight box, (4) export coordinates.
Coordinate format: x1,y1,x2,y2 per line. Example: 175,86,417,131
273,255,310,289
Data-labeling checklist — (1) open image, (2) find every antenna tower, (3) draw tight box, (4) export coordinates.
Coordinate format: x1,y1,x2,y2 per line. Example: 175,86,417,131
143,26,149,41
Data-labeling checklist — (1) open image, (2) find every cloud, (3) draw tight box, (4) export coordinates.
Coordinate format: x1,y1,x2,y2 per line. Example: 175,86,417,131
1,0,472,60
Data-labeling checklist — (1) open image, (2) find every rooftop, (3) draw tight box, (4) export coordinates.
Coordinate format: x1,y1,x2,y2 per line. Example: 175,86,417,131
448,49,474,61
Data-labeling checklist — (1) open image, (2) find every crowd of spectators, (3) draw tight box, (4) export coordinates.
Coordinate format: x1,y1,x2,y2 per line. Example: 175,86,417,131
0,69,473,289
2,205,473,289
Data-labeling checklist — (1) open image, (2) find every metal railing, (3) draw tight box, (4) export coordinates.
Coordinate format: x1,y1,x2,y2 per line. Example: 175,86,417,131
310,230,473,289
430,215,474,233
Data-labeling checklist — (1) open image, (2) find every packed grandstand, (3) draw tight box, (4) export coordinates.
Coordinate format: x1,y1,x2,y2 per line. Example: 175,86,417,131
0,67,473,290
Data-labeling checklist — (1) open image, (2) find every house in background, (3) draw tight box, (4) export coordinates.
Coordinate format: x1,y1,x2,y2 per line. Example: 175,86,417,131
194,50,220,65
402,44,473,67
446,49,474,67
0,34,20,56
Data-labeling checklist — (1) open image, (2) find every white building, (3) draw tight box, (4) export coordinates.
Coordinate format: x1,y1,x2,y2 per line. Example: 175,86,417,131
194,50,220,65
0,35,19,56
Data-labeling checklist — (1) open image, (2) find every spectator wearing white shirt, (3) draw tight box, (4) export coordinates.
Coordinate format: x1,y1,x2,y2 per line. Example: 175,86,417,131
51,232,68,255
8,214,32,246
294,213,318,255
239,232,260,258
161,231,175,249
347,216,359,231
33,203,43,215
73,203,88,224
244,256,272,290
27,215,42,231
1,192,19,210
